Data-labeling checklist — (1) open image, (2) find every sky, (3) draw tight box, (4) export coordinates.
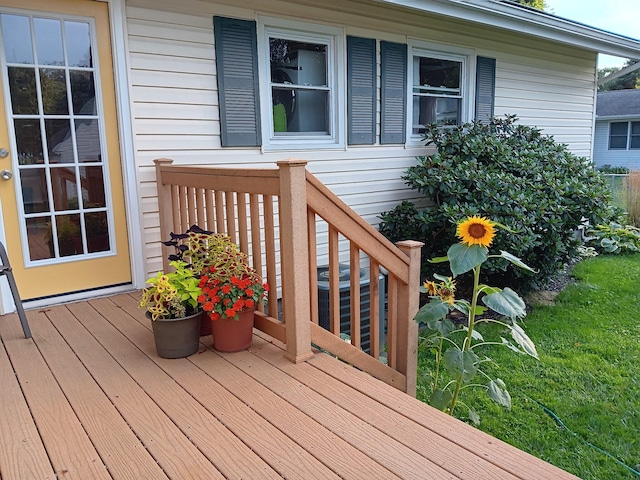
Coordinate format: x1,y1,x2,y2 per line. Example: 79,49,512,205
544,0,639,69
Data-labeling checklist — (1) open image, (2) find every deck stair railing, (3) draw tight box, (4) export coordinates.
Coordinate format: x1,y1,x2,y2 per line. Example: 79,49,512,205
154,158,423,395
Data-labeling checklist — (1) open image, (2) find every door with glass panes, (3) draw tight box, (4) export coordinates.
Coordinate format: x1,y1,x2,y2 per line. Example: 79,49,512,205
0,0,131,300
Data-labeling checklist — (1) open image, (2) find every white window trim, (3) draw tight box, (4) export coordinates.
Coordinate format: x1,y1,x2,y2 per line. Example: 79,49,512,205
257,16,345,151
406,40,475,145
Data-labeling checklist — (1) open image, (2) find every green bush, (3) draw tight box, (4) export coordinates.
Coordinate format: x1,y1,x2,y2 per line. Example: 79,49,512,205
596,164,630,174
379,115,612,291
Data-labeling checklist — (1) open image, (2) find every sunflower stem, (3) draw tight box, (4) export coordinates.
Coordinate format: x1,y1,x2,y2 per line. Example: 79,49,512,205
448,264,481,417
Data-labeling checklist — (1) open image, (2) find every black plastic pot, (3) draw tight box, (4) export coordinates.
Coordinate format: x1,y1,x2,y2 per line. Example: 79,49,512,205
149,311,202,358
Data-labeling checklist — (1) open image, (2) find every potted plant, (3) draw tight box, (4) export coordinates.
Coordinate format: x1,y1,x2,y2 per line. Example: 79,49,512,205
197,236,268,352
162,225,234,335
138,260,203,358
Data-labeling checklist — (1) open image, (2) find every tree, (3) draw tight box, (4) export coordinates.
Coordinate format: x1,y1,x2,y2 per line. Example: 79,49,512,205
511,0,547,11
598,60,640,91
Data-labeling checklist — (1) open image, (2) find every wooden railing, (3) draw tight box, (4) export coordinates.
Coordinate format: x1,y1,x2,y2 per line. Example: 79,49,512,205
154,158,423,395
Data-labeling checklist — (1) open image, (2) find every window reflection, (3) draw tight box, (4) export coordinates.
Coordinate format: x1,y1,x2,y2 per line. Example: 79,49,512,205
45,119,72,164
80,166,106,207
75,119,101,162
8,67,38,115
26,217,53,261
20,169,50,214
15,119,44,165
70,71,96,115
65,21,92,68
34,18,64,66
1,14,34,64
40,68,69,115
50,167,79,211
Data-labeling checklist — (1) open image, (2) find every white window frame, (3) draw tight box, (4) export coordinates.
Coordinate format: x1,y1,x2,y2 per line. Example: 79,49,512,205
406,40,474,144
257,17,345,151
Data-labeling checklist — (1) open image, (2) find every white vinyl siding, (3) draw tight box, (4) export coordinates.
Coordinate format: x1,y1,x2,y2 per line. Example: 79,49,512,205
125,0,601,275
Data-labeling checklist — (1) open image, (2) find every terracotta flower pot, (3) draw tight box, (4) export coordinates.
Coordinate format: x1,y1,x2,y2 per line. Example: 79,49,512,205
149,310,202,358
210,308,255,352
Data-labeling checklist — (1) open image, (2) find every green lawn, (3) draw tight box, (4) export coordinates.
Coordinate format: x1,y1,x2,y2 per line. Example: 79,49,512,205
417,254,640,480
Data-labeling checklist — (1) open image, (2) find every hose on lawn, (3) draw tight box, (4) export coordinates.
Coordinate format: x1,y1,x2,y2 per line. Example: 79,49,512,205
529,397,640,477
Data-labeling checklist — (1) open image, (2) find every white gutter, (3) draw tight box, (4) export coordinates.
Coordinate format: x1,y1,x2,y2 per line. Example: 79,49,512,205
372,0,640,60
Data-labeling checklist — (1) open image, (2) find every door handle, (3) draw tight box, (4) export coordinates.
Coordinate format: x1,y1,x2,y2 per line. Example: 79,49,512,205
1,170,12,180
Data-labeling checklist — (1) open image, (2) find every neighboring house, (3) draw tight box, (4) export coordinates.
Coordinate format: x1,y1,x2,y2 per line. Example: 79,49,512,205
1,0,640,312
593,89,640,170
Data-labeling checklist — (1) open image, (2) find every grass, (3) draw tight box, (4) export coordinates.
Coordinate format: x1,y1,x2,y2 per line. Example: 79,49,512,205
416,254,640,480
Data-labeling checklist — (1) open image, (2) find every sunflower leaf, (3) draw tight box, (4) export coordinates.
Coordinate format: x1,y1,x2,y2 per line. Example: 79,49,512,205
487,379,512,409
430,389,453,411
510,323,539,359
482,287,526,319
414,298,450,324
498,251,537,272
443,348,479,382
447,243,488,277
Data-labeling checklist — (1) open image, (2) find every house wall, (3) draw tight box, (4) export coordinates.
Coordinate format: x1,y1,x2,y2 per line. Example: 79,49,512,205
593,119,640,169
124,0,598,275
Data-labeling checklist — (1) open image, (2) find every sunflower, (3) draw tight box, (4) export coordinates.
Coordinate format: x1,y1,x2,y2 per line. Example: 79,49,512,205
456,215,496,247
423,280,438,295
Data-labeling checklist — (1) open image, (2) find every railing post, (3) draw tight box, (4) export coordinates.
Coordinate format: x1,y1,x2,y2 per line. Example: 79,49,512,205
154,158,175,272
277,159,314,363
396,240,424,396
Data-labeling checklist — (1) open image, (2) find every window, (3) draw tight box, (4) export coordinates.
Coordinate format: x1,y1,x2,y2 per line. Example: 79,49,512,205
408,42,472,142
412,56,461,132
258,19,344,149
609,121,640,150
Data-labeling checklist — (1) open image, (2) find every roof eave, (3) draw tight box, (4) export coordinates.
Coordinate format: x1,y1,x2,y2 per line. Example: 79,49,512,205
372,0,640,59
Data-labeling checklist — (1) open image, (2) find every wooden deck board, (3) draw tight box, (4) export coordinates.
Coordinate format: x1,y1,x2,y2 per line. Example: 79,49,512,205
20,307,169,480
98,294,342,480
251,335,521,480
0,294,579,480
0,321,56,480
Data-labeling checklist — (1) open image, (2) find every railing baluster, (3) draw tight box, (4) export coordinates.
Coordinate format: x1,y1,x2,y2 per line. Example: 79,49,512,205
205,189,214,231
187,187,196,227
237,193,249,255
225,191,236,243
214,190,224,233
328,226,340,335
195,188,205,227
249,194,264,314
386,274,398,369
263,195,277,319
349,243,361,349
308,210,318,325
369,260,380,360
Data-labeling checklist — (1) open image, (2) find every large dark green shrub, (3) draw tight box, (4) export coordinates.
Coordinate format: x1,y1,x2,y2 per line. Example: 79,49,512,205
379,116,612,291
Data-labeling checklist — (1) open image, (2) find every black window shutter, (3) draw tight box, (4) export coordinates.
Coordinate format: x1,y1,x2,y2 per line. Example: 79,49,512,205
213,17,261,147
380,41,407,144
475,56,496,124
347,36,376,145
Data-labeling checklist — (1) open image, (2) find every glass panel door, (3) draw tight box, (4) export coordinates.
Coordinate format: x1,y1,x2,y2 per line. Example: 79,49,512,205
0,0,131,300
2,13,111,261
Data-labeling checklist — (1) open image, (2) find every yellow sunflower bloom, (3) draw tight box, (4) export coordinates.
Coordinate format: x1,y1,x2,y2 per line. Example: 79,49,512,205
456,215,496,247
423,280,438,295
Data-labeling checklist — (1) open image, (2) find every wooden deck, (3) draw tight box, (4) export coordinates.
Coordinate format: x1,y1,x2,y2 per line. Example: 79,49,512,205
0,293,578,480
